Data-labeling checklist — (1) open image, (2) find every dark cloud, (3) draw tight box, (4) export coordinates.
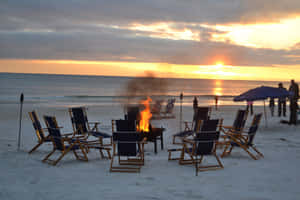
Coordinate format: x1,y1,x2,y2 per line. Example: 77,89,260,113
1,30,299,66
1,0,300,30
0,0,300,67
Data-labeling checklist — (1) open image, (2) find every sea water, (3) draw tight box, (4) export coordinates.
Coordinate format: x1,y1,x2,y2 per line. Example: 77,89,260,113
0,73,287,107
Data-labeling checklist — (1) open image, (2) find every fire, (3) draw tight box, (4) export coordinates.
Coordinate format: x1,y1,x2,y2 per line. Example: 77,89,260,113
137,97,152,132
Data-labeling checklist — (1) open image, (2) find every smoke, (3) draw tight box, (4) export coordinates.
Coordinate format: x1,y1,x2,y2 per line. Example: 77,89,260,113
122,71,169,108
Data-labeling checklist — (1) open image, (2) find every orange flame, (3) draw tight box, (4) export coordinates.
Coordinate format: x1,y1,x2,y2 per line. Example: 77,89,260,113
137,97,152,132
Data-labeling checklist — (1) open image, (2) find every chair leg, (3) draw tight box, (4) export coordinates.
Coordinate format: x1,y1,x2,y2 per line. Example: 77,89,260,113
196,154,224,172
42,149,56,163
215,153,224,169
250,146,264,158
221,142,234,157
72,144,89,162
53,148,72,166
28,142,43,154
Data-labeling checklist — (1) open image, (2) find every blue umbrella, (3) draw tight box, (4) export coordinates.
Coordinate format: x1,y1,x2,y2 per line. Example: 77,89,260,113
234,86,291,102
233,86,291,126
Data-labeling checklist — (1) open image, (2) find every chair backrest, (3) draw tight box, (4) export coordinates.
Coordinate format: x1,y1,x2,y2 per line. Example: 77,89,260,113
232,109,248,132
44,115,64,151
116,119,136,131
199,119,221,132
194,119,221,155
247,113,262,145
126,106,140,121
113,132,140,156
69,107,89,135
152,100,163,114
165,98,175,113
195,131,220,155
193,107,211,131
29,111,45,142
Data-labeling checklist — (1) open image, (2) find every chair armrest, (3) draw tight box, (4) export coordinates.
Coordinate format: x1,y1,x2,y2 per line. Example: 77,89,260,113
88,122,101,125
182,138,195,144
221,125,234,130
61,133,74,137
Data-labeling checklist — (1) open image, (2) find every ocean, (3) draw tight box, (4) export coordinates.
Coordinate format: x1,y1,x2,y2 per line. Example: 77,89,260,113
0,73,288,107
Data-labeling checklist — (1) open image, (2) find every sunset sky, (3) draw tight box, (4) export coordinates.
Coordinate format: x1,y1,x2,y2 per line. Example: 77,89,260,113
1,0,300,81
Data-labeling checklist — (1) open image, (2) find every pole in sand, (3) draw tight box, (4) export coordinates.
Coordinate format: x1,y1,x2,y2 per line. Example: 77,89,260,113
179,92,183,132
18,93,24,151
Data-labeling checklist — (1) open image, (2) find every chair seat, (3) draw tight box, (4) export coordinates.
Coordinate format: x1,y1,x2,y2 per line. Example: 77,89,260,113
89,131,111,138
231,141,252,147
44,138,52,142
64,144,81,150
71,138,88,143
174,130,193,137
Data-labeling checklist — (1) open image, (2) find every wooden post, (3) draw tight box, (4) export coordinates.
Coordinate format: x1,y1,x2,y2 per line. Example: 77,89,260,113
263,100,268,127
179,93,183,132
18,93,24,151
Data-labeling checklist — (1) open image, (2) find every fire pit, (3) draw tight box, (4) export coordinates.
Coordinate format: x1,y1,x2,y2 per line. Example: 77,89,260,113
125,98,165,154
140,125,165,154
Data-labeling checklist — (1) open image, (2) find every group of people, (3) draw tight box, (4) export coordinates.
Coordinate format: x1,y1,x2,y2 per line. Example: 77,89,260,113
269,79,299,125
192,79,299,126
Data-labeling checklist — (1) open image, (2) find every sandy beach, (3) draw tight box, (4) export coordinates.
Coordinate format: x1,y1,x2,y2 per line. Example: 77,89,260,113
1,102,299,200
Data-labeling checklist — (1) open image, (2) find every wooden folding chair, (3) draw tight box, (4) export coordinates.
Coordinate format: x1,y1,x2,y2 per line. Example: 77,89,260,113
178,119,223,165
42,115,89,166
221,113,264,160
69,107,112,146
110,131,145,173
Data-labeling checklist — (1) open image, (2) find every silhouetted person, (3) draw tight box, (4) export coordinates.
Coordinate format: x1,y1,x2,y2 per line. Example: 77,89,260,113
289,79,299,125
193,96,198,114
214,96,219,110
246,101,254,115
269,98,275,117
278,83,287,117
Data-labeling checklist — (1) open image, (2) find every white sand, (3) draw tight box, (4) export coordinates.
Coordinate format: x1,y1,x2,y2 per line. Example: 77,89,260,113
0,102,300,200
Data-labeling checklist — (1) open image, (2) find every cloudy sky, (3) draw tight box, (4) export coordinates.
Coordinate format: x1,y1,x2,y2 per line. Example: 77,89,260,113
1,0,300,80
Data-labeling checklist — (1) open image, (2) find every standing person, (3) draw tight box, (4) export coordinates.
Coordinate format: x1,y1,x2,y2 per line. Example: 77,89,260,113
278,83,287,117
214,96,219,110
246,101,254,115
193,96,198,114
289,79,299,125
269,98,275,117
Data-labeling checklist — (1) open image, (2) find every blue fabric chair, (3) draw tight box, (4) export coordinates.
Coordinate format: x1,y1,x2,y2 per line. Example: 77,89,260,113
28,111,53,153
69,107,111,145
221,113,263,160
42,115,89,166
110,120,145,173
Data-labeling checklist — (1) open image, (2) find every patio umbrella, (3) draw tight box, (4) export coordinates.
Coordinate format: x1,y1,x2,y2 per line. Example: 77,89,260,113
233,86,291,126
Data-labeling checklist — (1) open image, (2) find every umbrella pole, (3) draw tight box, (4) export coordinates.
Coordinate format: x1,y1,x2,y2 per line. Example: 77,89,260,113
263,100,268,127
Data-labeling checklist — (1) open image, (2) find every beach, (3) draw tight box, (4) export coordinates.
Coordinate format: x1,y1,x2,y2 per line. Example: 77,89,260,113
1,99,300,200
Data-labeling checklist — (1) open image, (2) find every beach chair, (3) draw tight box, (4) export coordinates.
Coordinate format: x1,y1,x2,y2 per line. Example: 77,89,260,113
168,108,210,158
110,131,146,173
160,98,176,119
184,107,212,131
151,99,164,119
42,115,89,166
28,111,68,154
219,109,248,145
221,113,264,160
178,119,223,169
221,109,248,135
172,107,211,145
69,107,112,146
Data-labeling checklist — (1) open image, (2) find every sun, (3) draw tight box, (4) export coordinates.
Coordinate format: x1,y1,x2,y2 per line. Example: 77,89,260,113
215,61,224,67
